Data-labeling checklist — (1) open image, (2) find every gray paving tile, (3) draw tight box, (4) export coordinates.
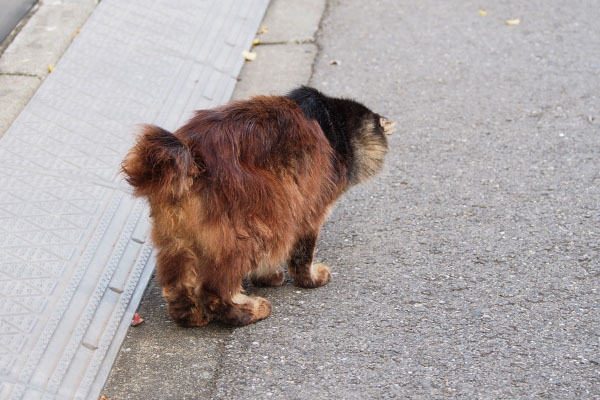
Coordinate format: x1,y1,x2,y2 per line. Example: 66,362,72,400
0,0,269,398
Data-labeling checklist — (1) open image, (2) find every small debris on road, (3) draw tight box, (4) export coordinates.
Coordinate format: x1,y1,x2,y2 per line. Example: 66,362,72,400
131,313,144,327
242,50,257,61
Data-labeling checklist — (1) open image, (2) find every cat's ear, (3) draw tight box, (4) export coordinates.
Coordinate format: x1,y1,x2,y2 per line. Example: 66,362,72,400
379,117,395,135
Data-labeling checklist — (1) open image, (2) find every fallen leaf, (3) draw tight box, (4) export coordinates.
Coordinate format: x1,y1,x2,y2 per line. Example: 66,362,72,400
252,38,261,46
329,59,341,65
479,10,488,17
506,18,520,26
257,25,268,35
241,50,257,61
131,312,144,326
47,65,55,73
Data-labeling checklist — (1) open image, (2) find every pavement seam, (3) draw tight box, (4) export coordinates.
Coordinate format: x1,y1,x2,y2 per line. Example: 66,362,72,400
206,330,235,399
259,39,316,45
0,72,41,78
307,0,330,85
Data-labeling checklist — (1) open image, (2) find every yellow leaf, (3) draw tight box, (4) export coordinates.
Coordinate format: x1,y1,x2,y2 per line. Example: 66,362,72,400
252,38,261,46
506,18,520,26
479,10,488,17
241,50,257,61
257,25,268,35
48,65,55,72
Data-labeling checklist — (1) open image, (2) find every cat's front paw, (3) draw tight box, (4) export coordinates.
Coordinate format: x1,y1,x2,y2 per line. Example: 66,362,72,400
294,263,332,289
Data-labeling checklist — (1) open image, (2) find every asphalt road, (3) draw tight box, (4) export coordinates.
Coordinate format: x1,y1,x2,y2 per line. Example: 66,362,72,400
105,0,599,398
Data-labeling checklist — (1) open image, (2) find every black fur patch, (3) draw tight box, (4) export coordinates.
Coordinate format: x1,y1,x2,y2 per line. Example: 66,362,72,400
286,86,384,182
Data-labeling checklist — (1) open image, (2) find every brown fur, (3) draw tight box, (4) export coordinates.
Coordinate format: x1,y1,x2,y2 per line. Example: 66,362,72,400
122,94,389,327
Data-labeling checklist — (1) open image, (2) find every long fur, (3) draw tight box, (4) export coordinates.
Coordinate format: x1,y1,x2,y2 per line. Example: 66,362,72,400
122,87,391,327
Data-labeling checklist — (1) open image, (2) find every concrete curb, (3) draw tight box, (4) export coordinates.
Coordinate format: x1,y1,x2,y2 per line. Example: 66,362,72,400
232,0,326,100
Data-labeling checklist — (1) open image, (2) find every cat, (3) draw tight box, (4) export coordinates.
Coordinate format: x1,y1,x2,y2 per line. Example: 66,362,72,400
122,86,394,327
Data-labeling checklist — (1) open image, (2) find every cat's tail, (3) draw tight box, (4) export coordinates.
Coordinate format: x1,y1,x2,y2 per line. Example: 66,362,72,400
121,125,196,198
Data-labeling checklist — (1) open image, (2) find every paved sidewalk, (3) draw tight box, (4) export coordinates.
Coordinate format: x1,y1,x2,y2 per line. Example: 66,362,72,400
0,0,268,398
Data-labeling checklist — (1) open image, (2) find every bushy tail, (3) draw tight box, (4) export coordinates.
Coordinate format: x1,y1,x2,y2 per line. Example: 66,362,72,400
121,125,195,198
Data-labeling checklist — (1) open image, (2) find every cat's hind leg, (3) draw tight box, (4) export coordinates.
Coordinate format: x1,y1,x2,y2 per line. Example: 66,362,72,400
156,250,211,327
200,261,273,326
204,289,273,326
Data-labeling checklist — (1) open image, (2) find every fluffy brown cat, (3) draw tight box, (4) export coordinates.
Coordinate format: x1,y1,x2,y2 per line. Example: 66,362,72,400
122,87,394,327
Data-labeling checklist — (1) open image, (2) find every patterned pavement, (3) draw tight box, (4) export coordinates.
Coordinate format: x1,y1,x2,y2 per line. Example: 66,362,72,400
0,0,269,398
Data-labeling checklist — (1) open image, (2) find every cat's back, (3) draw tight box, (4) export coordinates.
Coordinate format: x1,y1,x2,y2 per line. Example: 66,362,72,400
175,95,332,182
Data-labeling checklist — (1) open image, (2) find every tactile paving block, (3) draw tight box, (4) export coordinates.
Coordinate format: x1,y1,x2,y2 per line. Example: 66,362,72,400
0,0,269,398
